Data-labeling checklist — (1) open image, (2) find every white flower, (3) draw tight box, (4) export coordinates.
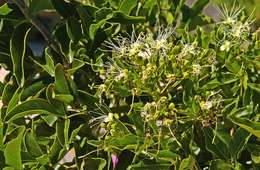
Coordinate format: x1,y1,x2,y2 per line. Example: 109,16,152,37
103,36,129,56
192,64,202,75
115,69,128,81
104,113,114,122
129,41,142,55
220,40,231,51
178,41,199,58
230,21,251,40
218,1,244,24
204,101,213,110
153,26,174,50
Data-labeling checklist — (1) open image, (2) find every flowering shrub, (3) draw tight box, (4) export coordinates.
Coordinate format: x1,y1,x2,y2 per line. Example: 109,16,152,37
0,0,259,169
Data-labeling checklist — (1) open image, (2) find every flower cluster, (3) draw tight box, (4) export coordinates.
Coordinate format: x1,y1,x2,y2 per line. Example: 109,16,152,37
96,25,224,129
216,1,254,51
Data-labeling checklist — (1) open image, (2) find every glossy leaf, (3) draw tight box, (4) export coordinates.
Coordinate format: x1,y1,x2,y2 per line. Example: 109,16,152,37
34,48,55,76
179,156,196,170
50,0,77,18
29,0,53,14
203,127,230,160
108,11,145,24
4,99,59,122
229,115,260,138
24,130,43,157
209,159,234,170
248,83,260,94
119,0,138,15
6,87,22,113
0,4,12,15
66,17,82,43
10,23,31,87
229,128,251,160
4,126,25,169
55,64,70,94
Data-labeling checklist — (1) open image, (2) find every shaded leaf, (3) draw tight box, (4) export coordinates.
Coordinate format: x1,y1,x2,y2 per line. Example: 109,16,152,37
34,48,55,76
229,128,251,160
29,0,53,14
209,159,234,170
55,64,70,94
66,17,82,43
5,98,60,122
119,0,138,15
4,126,25,169
203,127,230,160
50,0,77,18
179,155,196,170
10,23,31,87
229,115,260,138
108,11,145,24
24,130,43,157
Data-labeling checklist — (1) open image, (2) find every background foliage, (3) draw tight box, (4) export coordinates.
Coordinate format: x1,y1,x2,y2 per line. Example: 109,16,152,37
0,0,259,169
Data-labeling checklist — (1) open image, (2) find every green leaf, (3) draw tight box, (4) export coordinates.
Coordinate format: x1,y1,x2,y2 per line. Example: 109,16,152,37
2,167,15,170
68,58,85,75
4,126,25,169
248,144,260,164
64,119,70,149
229,128,251,160
209,159,234,170
49,136,63,164
76,5,97,38
221,73,238,84
54,24,70,56
29,0,53,14
55,64,70,94
21,81,45,101
248,83,260,93
53,94,74,104
225,59,241,74
56,119,65,146
201,79,221,90
179,155,196,170
0,122,4,149
191,0,209,16
10,23,31,87
24,130,43,157
109,134,139,148
108,11,145,24
143,0,157,16
84,157,106,170
95,7,112,21
34,48,55,76
203,127,230,160
119,0,138,15
156,150,179,163
69,125,83,143
6,87,22,113
0,4,12,15
0,81,4,96
41,115,58,127
4,99,60,122
66,17,82,43
50,0,77,18
89,19,106,41
78,90,99,109
1,82,16,106
46,84,66,115
228,115,260,138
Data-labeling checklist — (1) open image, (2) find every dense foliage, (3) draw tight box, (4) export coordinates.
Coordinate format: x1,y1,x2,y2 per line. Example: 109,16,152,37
0,0,259,169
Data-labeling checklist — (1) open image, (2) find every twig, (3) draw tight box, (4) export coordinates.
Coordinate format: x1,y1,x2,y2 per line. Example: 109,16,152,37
12,0,69,65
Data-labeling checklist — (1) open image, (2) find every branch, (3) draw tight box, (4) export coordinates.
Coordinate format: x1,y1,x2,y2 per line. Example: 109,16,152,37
12,0,69,65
